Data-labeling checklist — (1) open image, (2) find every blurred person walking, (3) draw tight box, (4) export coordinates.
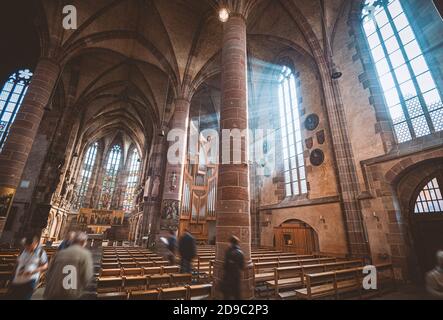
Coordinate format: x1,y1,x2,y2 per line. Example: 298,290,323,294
7,235,48,300
57,231,76,251
166,230,177,265
43,232,93,300
178,229,196,273
221,236,245,300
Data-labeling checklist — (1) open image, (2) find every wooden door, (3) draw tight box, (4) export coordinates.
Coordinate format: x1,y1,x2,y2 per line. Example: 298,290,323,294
274,221,318,254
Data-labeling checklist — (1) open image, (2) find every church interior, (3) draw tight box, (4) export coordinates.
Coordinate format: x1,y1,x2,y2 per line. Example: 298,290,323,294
0,0,443,300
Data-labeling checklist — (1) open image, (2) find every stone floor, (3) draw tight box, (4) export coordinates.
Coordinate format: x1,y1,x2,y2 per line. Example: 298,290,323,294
371,284,429,300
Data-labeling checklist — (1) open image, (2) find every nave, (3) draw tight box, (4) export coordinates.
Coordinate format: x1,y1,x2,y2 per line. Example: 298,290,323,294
2,243,399,300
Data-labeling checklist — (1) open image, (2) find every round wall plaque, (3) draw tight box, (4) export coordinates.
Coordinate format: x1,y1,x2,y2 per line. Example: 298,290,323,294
305,114,320,131
310,149,325,166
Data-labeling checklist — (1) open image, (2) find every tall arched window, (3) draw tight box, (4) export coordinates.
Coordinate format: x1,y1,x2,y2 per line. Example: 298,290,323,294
123,148,140,212
100,144,122,209
278,66,307,197
362,0,443,143
0,69,33,150
77,142,98,208
414,177,443,213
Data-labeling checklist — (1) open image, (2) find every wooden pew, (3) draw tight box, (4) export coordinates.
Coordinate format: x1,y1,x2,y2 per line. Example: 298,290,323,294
100,268,121,278
295,268,362,300
159,287,188,300
162,266,181,274
187,284,213,300
147,274,174,289
129,289,159,300
295,263,395,299
293,263,394,300
122,268,144,277
102,262,120,269
170,274,193,287
253,255,315,263
97,277,123,293
97,292,129,300
254,257,338,285
123,276,148,292
266,260,363,298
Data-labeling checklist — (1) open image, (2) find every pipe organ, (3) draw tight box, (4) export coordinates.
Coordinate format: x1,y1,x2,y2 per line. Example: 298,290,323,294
179,145,217,244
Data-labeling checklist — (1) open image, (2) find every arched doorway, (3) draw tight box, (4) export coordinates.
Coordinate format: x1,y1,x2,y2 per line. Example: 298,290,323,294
274,219,319,254
409,174,443,275
395,158,443,282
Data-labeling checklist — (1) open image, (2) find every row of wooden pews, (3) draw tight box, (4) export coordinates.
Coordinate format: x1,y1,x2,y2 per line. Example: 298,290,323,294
250,251,396,300
194,247,396,300
97,246,397,300
293,263,395,300
97,247,212,300
98,283,213,300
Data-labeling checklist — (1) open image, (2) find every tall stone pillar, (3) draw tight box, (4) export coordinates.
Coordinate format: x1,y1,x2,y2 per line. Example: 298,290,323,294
140,135,166,246
0,58,60,236
214,14,254,300
156,98,191,242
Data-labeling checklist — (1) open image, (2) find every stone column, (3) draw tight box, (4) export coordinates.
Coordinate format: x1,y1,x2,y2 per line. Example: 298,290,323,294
156,98,191,241
0,58,60,236
140,135,166,246
214,14,254,300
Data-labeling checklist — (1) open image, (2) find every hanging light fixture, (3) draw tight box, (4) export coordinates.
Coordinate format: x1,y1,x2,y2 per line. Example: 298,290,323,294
219,8,229,22
331,63,343,80
320,1,343,80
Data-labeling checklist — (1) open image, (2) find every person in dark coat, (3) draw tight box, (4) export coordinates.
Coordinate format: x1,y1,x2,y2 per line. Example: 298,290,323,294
166,230,177,265
178,229,196,273
57,231,76,251
221,236,245,300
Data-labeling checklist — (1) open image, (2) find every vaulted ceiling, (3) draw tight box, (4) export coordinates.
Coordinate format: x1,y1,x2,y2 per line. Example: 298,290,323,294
30,0,348,154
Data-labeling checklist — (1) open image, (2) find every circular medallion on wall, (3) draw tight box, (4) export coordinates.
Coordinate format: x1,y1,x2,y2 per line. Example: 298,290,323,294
310,149,325,166
304,114,320,131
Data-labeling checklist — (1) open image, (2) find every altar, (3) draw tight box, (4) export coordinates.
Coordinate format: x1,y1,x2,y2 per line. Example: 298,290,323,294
77,208,125,235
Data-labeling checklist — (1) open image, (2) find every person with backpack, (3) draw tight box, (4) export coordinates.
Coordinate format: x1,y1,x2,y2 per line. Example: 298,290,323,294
7,235,48,300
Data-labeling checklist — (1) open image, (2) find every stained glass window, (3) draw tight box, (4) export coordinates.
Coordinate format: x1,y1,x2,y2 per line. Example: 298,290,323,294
77,142,98,208
123,148,140,212
362,0,443,143
0,69,33,150
278,66,307,197
99,145,122,209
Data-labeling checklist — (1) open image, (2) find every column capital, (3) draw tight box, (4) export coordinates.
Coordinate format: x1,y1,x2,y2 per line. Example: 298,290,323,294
218,0,261,22
174,96,191,104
